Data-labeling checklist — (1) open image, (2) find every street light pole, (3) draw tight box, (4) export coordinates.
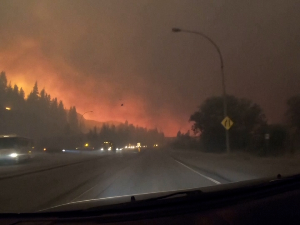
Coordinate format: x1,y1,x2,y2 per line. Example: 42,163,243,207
79,111,93,132
172,28,230,153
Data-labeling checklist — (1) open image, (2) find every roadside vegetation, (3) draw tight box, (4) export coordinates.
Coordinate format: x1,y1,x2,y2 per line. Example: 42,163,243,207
171,95,300,156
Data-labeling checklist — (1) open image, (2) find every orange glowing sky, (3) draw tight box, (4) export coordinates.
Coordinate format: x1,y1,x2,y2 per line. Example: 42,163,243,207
1,0,300,136
0,40,188,135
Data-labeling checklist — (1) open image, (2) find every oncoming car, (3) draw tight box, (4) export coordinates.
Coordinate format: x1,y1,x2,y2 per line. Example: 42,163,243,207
101,141,115,152
0,135,34,163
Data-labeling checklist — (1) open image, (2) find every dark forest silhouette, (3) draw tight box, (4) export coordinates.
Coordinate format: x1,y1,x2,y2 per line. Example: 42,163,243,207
0,71,164,149
172,94,300,155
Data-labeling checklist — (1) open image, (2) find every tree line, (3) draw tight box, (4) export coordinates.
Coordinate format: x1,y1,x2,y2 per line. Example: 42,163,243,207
85,121,164,148
172,95,300,156
0,71,79,140
0,71,164,149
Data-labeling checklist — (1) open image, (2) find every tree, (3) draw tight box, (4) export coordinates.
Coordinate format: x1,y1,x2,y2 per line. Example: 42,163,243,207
19,87,25,100
5,82,13,107
0,71,7,106
6,83,23,110
50,97,58,118
176,131,182,138
99,124,109,140
12,84,24,109
268,124,288,152
0,71,7,90
45,93,51,109
28,81,39,100
68,106,79,133
39,88,48,114
286,95,300,130
27,81,39,110
64,123,71,135
285,95,300,153
190,95,266,152
172,130,198,149
13,84,19,99
58,100,67,123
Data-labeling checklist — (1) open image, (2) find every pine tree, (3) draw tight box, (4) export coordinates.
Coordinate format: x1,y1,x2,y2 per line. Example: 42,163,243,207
27,81,39,110
50,97,58,117
68,106,78,133
39,88,48,114
6,82,13,107
45,93,51,109
19,87,25,100
0,71,7,93
58,100,67,122
13,84,18,95
11,84,20,109
40,89,46,100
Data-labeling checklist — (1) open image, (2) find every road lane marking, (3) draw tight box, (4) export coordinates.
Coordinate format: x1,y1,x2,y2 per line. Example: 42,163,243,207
71,185,97,202
70,154,140,202
173,159,221,184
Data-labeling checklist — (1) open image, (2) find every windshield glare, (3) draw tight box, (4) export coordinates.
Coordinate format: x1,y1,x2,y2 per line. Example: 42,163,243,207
0,0,299,213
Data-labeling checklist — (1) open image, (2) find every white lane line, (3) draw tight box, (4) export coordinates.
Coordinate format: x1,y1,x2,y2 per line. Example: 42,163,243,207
71,185,97,202
174,159,221,185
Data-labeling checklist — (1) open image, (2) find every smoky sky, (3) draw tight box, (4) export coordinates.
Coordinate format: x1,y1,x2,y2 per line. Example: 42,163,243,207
0,0,300,136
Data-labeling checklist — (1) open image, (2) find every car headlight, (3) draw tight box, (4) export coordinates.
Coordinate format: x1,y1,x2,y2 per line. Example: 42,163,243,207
9,153,18,158
101,148,104,151
108,147,111,151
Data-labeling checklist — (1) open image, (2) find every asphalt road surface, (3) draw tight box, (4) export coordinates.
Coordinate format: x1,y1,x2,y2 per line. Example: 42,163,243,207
0,148,225,213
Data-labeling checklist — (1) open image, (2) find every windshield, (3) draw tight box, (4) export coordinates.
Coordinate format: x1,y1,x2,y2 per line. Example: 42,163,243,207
0,0,299,213
0,138,18,149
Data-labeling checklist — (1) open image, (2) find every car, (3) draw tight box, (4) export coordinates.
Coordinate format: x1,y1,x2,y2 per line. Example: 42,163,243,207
0,135,34,163
101,141,116,152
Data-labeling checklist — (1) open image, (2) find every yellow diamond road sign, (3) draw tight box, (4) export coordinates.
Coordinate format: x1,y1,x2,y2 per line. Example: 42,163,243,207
221,116,233,130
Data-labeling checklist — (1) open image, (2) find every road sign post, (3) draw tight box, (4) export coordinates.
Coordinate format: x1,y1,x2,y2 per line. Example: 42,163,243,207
221,117,233,153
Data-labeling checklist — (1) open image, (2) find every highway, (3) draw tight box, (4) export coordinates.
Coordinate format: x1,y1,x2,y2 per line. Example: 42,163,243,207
0,148,225,213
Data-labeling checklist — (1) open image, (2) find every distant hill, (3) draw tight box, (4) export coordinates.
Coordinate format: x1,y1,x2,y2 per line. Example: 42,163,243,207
83,119,122,132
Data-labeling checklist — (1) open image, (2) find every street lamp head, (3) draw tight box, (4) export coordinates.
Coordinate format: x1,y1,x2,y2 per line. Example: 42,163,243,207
172,28,181,33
